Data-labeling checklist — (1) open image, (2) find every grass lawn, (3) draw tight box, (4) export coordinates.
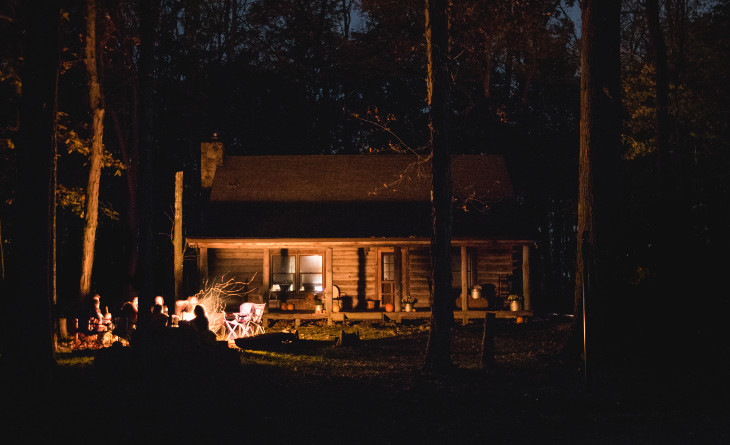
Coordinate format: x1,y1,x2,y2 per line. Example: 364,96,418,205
3,316,727,444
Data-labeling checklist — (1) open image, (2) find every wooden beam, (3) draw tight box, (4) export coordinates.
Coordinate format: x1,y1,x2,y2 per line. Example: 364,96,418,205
197,247,208,289
325,247,333,323
186,237,536,249
403,247,410,302
522,244,531,310
376,248,382,303
460,245,468,311
394,247,402,312
262,248,270,296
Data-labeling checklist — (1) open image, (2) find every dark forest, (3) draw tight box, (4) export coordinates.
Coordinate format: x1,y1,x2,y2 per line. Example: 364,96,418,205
1,0,729,396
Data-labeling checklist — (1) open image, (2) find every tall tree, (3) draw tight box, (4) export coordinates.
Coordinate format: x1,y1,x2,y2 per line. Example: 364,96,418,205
105,0,142,301
136,0,161,320
79,0,105,306
3,0,60,371
565,0,622,376
644,0,670,203
423,0,453,373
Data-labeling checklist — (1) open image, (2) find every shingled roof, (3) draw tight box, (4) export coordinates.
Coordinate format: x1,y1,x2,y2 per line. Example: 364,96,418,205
209,155,513,203
194,154,532,239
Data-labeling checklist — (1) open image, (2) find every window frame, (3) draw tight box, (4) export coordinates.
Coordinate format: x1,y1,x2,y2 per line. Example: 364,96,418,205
269,250,324,294
381,252,396,282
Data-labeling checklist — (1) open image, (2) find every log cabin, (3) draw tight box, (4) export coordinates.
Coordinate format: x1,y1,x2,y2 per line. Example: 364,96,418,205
187,142,535,325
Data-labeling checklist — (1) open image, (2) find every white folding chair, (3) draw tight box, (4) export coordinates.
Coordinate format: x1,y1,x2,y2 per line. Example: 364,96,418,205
241,303,266,337
224,313,240,341
225,302,254,341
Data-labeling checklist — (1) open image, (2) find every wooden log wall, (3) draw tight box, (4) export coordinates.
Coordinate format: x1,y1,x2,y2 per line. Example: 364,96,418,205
408,246,515,310
473,246,515,309
408,248,432,307
208,248,264,308
332,247,376,309
475,246,515,286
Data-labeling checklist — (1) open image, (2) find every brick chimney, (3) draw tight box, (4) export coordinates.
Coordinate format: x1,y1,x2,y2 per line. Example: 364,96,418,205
200,135,224,198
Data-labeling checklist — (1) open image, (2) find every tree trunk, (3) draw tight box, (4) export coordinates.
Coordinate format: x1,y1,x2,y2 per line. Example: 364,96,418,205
136,0,162,324
423,0,453,373
482,36,493,100
110,106,139,299
173,171,183,301
480,312,496,368
645,0,671,204
424,2,432,105
5,0,59,372
0,218,4,281
394,247,402,312
645,0,686,295
564,0,622,373
79,0,105,304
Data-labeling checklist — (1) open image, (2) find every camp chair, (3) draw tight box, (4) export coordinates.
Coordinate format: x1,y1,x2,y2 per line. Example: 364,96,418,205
240,303,266,337
208,311,226,338
224,302,252,341
223,314,238,341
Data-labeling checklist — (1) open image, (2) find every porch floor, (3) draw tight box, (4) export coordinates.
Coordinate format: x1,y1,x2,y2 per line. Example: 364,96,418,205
262,309,533,328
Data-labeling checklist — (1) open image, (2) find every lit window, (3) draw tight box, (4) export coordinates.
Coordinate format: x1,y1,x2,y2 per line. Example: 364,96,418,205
271,255,296,292
299,255,323,292
382,253,395,281
270,253,323,293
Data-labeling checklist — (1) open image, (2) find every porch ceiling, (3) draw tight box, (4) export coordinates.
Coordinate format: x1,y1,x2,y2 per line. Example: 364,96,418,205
190,200,535,241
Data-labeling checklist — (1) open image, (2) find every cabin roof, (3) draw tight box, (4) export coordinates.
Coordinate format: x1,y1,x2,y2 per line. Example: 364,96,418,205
194,154,533,240
209,155,513,203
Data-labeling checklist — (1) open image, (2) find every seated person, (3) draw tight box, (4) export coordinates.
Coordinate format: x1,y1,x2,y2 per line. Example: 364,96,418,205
153,295,169,315
179,304,215,344
150,303,169,330
191,305,209,332
118,296,139,338
88,294,112,333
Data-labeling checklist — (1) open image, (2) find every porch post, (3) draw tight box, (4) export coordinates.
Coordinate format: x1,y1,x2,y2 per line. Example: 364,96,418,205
460,245,468,311
522,244,531,310
197,247,208,289
394,247,402,312
403,247,410,302
262,248,270,296
325,248,333,321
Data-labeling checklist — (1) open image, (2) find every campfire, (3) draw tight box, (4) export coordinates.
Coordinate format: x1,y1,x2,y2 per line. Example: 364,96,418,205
188,276,254,339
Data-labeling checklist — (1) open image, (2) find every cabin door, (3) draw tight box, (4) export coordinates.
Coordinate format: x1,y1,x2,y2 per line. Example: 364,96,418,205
380,252,395,306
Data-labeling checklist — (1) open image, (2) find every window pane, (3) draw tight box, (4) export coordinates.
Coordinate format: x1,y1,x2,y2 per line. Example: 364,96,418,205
272,273,295,292
300,255,322,273
272,255,295,273
382,253,395,281
299,274,323,292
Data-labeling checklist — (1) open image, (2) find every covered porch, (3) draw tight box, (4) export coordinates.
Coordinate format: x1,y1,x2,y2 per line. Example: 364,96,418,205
187,237,535,319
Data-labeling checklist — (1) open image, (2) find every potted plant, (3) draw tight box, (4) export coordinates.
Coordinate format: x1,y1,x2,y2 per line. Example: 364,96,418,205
401,295,417,312
507,294,523,312
313,296,324,313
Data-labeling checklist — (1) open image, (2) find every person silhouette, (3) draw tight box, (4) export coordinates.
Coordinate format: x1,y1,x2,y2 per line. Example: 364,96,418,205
191,305,209,332
191,305,216,344
118,296,139,340
153,295,168,315
150,303,168,330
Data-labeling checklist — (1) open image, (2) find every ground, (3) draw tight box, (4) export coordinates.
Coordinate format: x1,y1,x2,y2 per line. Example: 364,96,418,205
2,316,727,444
